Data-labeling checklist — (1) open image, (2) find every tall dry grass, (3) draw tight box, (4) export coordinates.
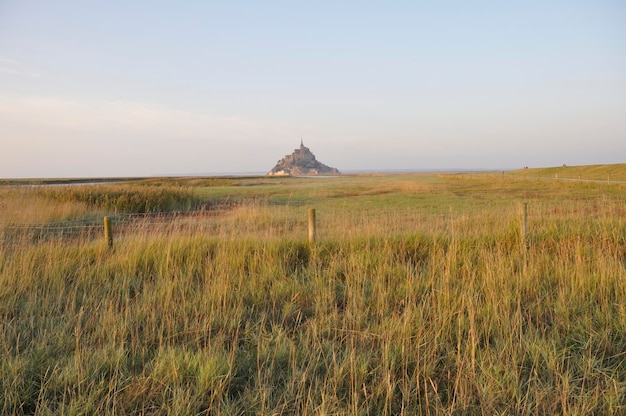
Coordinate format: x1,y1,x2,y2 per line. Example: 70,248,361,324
1,175,625,414
0,188,90,226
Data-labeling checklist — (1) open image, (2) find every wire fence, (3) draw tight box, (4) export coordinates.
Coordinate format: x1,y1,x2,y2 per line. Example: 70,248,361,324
1,204,316,247
452,171,626,184
3,197,625,249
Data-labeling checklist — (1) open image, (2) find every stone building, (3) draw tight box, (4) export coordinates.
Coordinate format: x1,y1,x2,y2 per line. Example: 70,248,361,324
267,140,340,176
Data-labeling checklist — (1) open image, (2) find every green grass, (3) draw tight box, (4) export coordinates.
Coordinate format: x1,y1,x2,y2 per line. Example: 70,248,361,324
1,171,626,414
511,163,626,182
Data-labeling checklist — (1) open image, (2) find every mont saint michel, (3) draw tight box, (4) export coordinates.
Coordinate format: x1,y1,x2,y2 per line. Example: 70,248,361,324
267,140,341,176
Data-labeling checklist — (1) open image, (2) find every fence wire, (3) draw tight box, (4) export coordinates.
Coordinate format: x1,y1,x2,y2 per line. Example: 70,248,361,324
3,199,624,248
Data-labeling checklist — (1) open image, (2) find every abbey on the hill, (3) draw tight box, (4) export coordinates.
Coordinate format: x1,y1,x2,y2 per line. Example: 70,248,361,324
267,140,341,176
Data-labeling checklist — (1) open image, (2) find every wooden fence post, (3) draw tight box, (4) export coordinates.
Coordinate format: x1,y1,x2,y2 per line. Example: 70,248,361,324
104,216,113,248
521,203,528,243
308,208,316,245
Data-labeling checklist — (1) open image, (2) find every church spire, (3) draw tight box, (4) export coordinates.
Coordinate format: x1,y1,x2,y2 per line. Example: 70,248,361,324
300,137,304,148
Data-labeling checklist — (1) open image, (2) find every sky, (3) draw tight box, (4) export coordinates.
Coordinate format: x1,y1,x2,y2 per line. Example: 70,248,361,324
1,1,625,177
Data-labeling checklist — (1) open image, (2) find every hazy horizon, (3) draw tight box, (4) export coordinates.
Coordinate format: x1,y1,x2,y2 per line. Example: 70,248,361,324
1,1,624,178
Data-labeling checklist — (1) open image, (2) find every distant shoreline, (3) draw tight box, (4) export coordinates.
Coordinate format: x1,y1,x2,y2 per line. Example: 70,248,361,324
0,169,506,186
4,163,624,185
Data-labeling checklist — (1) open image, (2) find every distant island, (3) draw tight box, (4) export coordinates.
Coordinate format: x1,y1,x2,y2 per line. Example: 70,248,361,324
267,140,341,176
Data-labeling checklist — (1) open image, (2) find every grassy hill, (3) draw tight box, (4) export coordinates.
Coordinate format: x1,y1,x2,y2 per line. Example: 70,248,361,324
511,163,626,182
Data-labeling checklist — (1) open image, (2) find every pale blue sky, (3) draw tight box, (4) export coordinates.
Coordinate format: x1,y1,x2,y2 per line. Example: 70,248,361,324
1,1,624,177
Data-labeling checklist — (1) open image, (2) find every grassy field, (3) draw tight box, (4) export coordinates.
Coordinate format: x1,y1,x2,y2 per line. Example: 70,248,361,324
510,163,626,182
1,171,625,414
